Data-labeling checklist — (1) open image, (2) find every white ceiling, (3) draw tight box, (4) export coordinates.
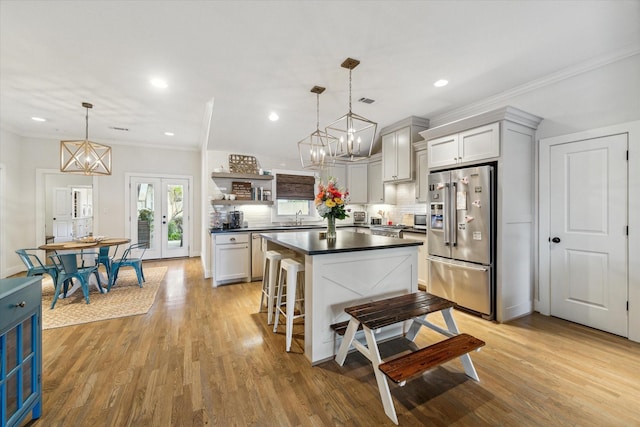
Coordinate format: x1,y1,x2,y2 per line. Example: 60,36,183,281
1,1,639,161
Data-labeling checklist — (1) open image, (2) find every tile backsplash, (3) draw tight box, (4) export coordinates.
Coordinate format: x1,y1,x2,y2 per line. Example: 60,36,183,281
211,181,427,229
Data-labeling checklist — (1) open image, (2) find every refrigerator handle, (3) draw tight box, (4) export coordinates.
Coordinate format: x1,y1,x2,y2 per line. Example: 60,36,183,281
451,181,457,247
443,183,450,246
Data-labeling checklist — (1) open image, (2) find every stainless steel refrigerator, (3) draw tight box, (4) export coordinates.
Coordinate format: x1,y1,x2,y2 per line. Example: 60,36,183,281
427,165,494,319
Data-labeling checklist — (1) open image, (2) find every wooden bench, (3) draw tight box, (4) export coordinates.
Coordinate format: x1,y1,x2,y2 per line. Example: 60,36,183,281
333,291,485,425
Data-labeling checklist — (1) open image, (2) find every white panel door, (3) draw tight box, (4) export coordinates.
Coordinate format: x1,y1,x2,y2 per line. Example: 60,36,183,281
52,187,73,242
549,134,628,336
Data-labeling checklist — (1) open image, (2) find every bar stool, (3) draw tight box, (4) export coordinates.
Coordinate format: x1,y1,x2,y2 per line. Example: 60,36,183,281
273,258,305,352
259,250,292,324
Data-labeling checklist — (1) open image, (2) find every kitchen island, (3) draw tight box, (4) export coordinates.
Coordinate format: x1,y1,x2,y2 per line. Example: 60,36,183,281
261,230,422,364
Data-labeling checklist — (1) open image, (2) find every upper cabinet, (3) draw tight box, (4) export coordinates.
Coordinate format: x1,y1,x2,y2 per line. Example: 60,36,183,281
426,122,500,168
368,155,396,205
381,116,429,183
382,127,411,182
347,163,368,204
414,142,428,203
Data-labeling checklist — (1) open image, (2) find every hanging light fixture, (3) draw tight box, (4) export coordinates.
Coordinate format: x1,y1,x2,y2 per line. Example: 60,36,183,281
60,102,112,175
325,58,377,162
297,86,337,170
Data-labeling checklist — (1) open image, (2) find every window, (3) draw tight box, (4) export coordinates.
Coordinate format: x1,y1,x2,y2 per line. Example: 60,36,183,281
276,199,311,216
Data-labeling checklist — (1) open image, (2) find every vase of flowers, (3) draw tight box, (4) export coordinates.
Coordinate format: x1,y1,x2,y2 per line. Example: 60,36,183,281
315,178,349,239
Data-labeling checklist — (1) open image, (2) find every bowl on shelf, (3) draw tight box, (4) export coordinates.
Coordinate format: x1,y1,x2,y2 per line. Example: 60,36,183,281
228,194,236,201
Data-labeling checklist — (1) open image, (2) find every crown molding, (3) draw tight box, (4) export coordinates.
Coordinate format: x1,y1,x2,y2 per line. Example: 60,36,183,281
429,47,640,128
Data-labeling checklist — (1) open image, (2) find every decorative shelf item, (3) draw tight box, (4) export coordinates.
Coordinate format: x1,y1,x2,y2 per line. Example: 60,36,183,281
229,154,258,174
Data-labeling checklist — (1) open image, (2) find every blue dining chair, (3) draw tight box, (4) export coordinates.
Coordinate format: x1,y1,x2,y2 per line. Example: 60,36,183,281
96,246,114,277
108,243,147,291
49,252,102,309
16,248,61,285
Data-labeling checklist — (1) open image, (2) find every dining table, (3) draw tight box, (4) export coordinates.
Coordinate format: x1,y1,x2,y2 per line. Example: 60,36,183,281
38,237,130,296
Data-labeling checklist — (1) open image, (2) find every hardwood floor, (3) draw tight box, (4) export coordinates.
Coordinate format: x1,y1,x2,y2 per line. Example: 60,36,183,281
24,257,640,426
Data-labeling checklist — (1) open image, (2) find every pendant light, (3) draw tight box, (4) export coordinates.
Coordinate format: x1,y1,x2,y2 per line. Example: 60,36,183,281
297,86,337,170
60,102,112,175
325,58,377,162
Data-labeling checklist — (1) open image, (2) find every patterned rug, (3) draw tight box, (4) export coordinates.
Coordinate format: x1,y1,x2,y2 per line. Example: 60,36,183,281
41,266,167,330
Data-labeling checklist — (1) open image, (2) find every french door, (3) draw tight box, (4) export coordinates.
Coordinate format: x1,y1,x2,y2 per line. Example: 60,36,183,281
129,176,190,259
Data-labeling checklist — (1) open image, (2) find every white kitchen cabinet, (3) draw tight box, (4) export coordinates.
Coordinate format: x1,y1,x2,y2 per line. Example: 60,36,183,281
251,233,264,281
427,122,500,168
347,163,368,203
212,233,250,286
382,126,411,182
420,106,543,322
402,231,427,289
381,116,429,183
415,147,428,203
321,163,347,189
367,157,396,205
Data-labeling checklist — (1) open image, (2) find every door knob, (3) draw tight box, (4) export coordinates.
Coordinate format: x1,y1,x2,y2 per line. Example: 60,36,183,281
551,237,561,243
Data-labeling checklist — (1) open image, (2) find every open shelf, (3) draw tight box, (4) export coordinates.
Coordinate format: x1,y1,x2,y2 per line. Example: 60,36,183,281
211,200,273,206
211,172,274,181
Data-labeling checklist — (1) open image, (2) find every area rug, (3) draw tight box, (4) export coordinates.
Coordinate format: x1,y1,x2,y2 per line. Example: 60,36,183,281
41,266,167,330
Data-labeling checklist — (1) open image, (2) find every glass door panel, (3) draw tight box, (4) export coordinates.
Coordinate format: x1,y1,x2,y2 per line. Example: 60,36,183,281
130,176,189,259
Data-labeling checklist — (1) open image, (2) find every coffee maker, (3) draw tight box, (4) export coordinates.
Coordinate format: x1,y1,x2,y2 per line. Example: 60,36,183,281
226,210,244,229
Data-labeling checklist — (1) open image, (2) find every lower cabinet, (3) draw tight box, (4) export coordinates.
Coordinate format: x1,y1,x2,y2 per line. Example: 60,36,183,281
212,233,250,286
0,277,42,427
251,233,264,281
402,232,428,289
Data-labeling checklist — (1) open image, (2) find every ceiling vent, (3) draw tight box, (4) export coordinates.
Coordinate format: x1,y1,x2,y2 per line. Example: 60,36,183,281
358,97,375,104
110,126,129,131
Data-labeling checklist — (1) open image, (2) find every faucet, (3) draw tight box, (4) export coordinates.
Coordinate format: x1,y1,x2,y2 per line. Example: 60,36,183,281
295,210,303,225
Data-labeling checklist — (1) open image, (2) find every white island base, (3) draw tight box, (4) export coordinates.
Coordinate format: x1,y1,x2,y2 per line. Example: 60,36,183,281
264,231,420,364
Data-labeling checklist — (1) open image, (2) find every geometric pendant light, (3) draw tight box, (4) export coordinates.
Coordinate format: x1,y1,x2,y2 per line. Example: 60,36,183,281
325,58,377,162
298,86,338,170
60,102,112,175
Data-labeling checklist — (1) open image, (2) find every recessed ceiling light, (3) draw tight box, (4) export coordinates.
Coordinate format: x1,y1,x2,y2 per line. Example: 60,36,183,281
164,131,174,136
269,112,279,122
31,116,46,122
150,78,168,89
434,79,449,88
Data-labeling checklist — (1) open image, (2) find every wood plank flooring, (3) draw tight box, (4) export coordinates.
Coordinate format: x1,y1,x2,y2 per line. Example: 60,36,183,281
23,257,640,426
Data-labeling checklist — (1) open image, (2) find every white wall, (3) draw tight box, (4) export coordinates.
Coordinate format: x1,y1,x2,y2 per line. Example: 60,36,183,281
0,131,201,277
0,128,28,277
430,54,640,137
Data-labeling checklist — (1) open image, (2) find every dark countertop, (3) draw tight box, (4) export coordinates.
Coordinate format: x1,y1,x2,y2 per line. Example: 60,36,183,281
210,224,427,235
260,230,423,255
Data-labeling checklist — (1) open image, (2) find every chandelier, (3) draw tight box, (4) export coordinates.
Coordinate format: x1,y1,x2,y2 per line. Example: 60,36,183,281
325,58,377,162
60,102,112,175
297,86,337,170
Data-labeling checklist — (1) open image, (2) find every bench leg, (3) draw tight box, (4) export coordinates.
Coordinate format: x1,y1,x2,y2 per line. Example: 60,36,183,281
335,318,360,366
363,326,399,425
441,308,480,381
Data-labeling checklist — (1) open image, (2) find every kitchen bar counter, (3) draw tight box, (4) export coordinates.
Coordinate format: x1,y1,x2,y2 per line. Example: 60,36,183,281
263,230,421,364
260,230,422,255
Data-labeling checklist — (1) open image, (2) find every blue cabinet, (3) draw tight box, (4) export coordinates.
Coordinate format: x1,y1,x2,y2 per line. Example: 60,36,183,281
0,277,42,427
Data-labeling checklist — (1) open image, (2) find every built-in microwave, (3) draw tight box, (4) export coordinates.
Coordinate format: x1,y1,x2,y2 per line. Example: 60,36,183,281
414,214,427,230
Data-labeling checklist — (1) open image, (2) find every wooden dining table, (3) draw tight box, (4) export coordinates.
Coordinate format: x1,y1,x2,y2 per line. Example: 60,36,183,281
38,237,130,295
